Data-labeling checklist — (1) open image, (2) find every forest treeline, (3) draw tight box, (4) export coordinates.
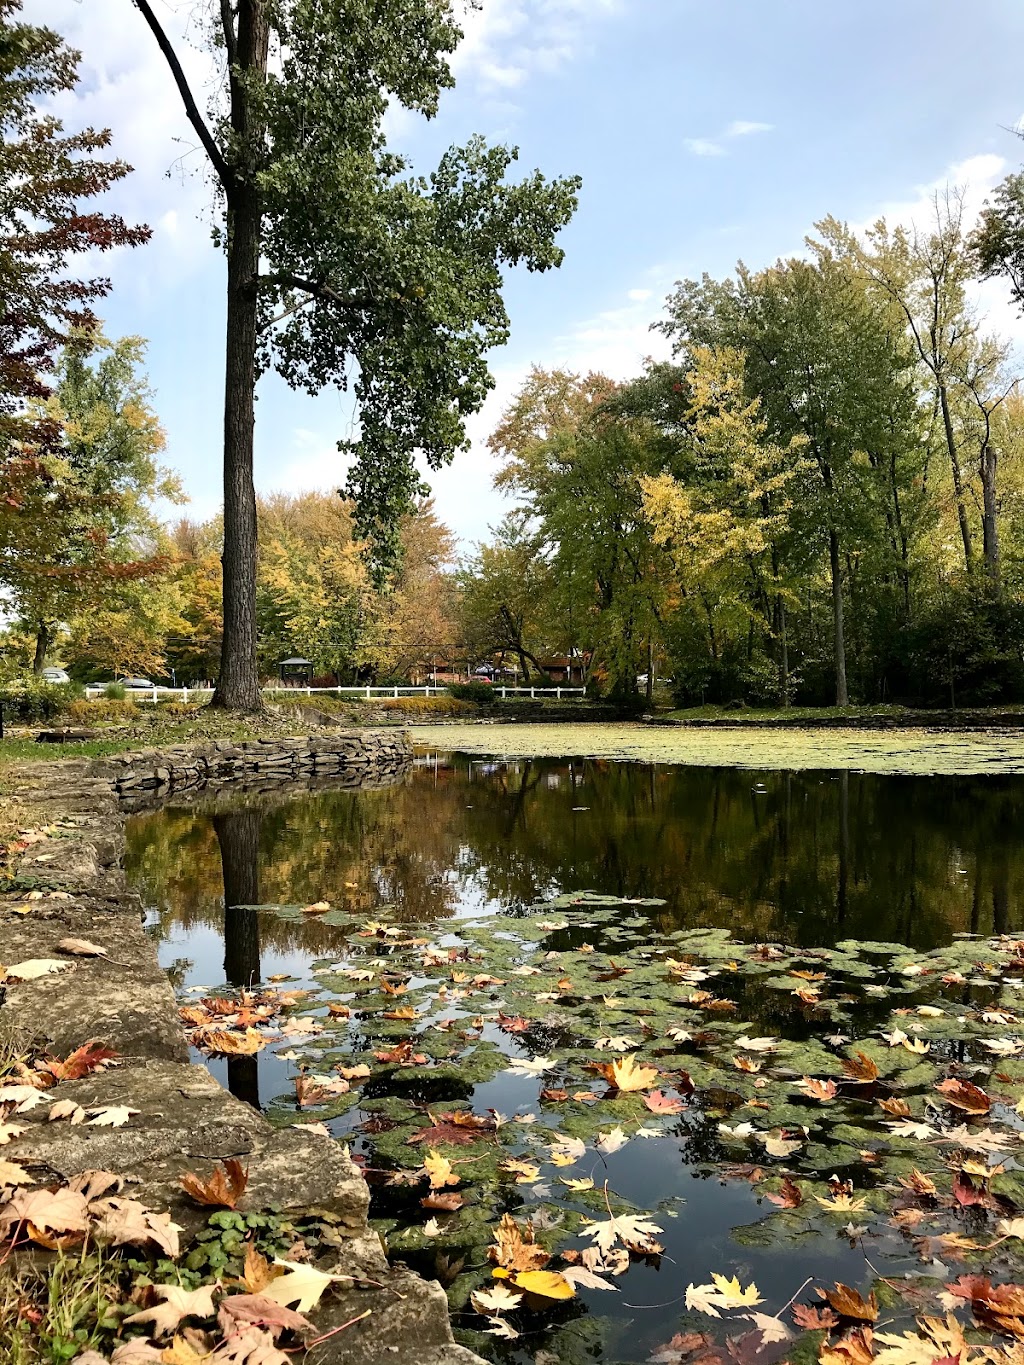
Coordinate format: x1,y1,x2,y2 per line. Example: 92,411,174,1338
462,192,1024,708
6,186,1024,703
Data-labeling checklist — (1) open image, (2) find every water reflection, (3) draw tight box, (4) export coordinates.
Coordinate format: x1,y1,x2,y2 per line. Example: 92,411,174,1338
126,752,1024,965
214,809,263,1108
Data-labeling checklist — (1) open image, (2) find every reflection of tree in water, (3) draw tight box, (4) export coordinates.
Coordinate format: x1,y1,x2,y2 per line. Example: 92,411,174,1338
125,759,1024,956
214,808,263,1109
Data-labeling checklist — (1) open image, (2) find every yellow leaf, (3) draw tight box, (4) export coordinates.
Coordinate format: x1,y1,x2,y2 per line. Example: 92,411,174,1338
423,1150,459,1190
505,1269,575,1300
609,1054,659,1092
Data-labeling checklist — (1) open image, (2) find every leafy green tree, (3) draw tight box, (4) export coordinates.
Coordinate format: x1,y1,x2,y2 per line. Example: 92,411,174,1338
130,0,580,709
491,369,669,699
663,251,921,704
0,334,180,672
457,513,554,681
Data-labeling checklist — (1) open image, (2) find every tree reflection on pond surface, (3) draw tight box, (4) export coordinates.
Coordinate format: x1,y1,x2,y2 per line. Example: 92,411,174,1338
126,751,1024,964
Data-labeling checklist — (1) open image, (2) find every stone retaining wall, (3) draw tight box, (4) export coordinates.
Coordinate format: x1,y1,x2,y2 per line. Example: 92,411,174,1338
102,729,413,796
0,734,482,1365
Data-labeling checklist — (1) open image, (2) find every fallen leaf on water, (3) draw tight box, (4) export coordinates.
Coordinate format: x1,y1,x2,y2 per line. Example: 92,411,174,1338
820,1283,878,1321
422,1150,460,1189
595,1126,629,1155
644,1090,686,1114
796,1076,838,1102
470,1284,522,1314
493,1268,575,1300
594,1053,659,1092
936,1077,991,1114
580,1211,663,1254
487,1213,550,1272
842,1051,879,1084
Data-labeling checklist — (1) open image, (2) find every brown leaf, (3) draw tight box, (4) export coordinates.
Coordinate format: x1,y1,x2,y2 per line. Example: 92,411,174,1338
765,1177,803,1209
37,1041,118,1084
820,1284,878,1322
841,1052,879,1084
91,1196,182,1258
124,1285,217,1337
180,1159,249,1209
486,1212,550,1273
791,1303,838,1330
936,1077,991,1114
409,1111,496,1146
217,1293,312,1339
818,1327,874,1365
645,1090,686,1114
878,1096,911,1117
57,937,109,958
0,1187,89,1237
420,1191,464,1212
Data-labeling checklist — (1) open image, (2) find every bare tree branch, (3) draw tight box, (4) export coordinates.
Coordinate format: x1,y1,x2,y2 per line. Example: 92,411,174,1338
131,0,233,193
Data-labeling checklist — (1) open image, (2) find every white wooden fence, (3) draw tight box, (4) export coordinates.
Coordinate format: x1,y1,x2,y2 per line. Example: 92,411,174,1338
83,684,586,704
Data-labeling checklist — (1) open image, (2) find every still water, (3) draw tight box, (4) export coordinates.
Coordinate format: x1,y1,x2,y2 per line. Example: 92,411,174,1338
127,752,1024,958
124,752,1024,1362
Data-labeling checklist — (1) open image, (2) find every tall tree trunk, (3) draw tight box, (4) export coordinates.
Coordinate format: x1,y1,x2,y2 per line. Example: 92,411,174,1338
32,622,49,675
645,639,654,710
829,529,848,706
939,384,974,574
212,3,268,711
981,441,1001,593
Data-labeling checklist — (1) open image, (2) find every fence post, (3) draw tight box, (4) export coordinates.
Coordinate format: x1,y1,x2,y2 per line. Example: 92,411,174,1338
556,687,561,700
501,686,507,699
530,686,536,699
365,686,371,700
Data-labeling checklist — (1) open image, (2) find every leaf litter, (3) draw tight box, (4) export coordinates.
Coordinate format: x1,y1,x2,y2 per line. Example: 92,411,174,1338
97,889,1024,1359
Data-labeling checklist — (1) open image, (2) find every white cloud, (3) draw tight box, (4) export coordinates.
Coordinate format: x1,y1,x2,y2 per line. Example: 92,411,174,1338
684,117,774,158
628,288,653,302
725,120,773,138
685,137,726,158
452,0,622,95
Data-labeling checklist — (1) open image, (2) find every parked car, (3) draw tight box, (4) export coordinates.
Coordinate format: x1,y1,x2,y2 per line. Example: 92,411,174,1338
117,676,156,690
40,667,70,684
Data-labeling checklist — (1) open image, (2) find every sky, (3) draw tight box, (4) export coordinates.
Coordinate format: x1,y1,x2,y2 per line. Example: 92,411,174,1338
25,0,1024,552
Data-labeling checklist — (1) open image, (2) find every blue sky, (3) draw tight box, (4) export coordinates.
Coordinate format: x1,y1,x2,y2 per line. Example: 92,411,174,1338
28,0,1024,550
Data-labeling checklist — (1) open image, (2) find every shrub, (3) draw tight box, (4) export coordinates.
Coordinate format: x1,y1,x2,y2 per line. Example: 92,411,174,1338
447,681,495,704
0,677,84,722
375,696,474,714
103,682,127,701
65,697,138,723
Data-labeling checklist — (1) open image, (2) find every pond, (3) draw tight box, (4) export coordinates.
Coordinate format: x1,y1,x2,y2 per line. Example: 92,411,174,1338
125,752,1024,1364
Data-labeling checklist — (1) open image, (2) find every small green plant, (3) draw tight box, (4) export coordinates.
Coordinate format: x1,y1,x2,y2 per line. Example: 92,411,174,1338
102,682,126,701
0,1249,126,1365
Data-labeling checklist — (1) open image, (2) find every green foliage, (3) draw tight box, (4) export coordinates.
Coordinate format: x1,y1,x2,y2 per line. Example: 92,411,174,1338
0,677,82,721
447,681,495,703
102,683,126,702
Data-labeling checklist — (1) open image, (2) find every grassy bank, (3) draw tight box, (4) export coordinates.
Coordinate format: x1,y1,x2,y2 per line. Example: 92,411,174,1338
408,720,1024,775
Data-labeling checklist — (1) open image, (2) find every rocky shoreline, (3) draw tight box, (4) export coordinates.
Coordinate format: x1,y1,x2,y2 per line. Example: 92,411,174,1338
0,732,482,1365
